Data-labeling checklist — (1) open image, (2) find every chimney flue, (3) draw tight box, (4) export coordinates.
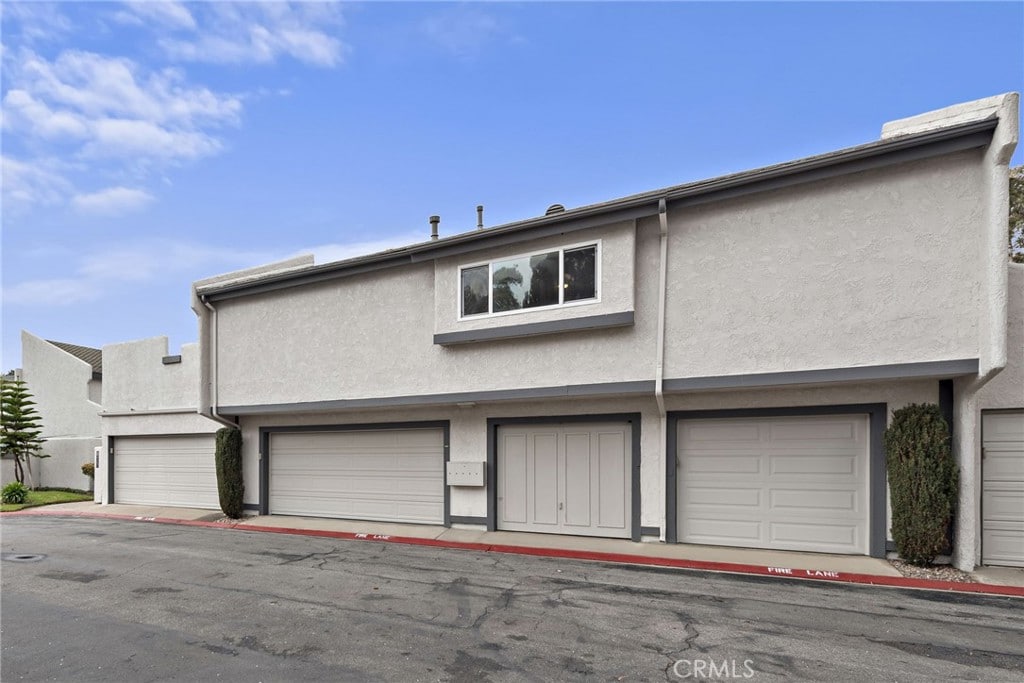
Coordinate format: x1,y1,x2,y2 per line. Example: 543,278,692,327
429,215,440,241
476,205,484,230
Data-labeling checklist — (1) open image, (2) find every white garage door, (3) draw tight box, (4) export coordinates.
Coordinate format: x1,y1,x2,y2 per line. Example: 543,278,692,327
982,411,1024,567
114,435,219,509
269,428,444,524
677,415,869,554
498,423,631,539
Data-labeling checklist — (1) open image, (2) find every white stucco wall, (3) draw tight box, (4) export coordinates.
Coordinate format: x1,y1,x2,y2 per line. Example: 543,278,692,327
211,147,989,411
98,336,220,504
19,331,102,488
433,221,636,334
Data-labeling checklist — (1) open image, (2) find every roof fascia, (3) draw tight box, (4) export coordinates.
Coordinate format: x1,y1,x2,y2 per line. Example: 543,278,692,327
202,118,996,303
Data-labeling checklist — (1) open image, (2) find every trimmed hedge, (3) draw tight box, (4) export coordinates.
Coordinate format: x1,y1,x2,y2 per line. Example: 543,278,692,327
884,403,958,565
215,427,244,519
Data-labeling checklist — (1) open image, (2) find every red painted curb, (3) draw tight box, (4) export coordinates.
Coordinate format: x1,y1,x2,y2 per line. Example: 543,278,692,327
9,508,1024,598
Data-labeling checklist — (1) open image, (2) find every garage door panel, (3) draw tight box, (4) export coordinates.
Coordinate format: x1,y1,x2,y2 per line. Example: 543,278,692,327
769,421,858,442
270,428,443,525
769,454,858,477
770,521,858,547
770,488,858,512
686,455,762,475
982,412,1024,567
686,486,762,508
114,435,219,509
679,415,869,555
685,517,762,542
686,423,761,443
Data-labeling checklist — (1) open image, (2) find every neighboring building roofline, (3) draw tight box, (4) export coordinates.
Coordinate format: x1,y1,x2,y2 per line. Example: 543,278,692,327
199,116,998,303
44,339,103,377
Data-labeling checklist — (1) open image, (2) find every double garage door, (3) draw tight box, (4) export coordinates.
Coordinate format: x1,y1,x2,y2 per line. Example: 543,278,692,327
113,435,219,509
982,411,1024,567
268,428,445,524
677,414,870,555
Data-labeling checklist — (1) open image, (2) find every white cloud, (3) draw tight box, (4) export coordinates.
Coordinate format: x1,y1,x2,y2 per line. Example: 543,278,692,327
3,234,424,307
72,186,155,215
420,7,507,58
1,2,73,45
124,1,348,67
303,233,428,265
2,278,102,306
116,1,196,30
1,155,72,209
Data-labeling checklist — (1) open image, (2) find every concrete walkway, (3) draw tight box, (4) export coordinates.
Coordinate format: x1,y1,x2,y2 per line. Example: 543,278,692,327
11,501,1024,596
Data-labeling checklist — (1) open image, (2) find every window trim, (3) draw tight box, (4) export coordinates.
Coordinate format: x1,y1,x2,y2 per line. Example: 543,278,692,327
457,240,602,321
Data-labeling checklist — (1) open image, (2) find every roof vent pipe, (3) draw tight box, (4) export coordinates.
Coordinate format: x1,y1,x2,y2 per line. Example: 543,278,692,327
546,203,565,216
429,215,440,241
476,205,484,230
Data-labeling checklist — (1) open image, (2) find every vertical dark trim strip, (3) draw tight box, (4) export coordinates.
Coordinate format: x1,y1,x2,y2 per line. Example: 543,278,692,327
667,404,888,558
107,436,116,504
665,417,678,543
939,379,954,439
631,417,642,543
486,418,497,532
259,428,270,516
487,413,641,540
868,408,887,559
442,423,451,528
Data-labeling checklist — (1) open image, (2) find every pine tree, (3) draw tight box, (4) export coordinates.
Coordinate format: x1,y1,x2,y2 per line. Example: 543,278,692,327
1,379,48,486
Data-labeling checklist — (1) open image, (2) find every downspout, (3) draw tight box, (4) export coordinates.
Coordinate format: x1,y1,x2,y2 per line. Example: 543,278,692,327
201,296,238,429
655,198,669,542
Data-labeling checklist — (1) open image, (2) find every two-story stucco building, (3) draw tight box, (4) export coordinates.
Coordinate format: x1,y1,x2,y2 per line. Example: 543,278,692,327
98,93,1024,571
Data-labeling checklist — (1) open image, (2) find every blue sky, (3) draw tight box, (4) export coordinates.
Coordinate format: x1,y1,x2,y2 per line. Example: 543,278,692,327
2,1,1022,372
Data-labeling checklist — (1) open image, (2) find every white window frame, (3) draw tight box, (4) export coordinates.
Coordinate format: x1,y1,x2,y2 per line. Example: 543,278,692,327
458,240,602,321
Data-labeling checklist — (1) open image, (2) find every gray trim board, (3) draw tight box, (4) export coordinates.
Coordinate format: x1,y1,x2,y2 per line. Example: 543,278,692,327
221,381,654,416
201,119,996,302
106,435,115,504
662,359,979,392
162,355,182,365
258,421,451,527
243,503,260,511
449,515,488,526
666,404,888,559
434,311,634,346
219,359,978,417
486,413,643,542
641,526,661,537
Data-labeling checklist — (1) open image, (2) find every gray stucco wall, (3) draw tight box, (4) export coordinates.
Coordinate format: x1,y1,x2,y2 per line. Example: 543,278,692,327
977,264,1024,410
103,337,205,413
663,149,985,378
211,148,987,411
20,331,101,489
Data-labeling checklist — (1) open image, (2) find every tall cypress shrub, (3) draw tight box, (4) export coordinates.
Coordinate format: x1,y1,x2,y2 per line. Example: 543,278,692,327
884,404,958,565
215,427,244,519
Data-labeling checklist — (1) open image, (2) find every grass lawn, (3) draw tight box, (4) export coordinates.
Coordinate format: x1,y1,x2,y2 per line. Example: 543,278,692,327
1,488,92,512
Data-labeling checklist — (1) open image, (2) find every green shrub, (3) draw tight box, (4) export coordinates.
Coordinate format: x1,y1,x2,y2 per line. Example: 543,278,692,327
215,427,244,519
81,462,95,478
885,403,958,565
2,481,29,504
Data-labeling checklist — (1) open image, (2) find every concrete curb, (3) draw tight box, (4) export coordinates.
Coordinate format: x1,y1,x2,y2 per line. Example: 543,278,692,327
10,508,1024,598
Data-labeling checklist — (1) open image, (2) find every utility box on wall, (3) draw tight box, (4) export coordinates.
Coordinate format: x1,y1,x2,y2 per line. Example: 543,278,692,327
446,461,485,487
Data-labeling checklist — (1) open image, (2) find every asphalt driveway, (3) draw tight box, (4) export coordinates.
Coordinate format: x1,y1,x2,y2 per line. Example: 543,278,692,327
2,515,1023,681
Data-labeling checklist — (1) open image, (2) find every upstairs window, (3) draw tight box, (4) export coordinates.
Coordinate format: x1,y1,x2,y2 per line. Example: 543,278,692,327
460,243,599,318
